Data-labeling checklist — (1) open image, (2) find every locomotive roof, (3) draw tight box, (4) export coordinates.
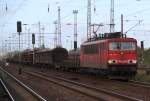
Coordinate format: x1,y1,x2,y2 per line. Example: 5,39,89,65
108,37,137,42
81,37,137,46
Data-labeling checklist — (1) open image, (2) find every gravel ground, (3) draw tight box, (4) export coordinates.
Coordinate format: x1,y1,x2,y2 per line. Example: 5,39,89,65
2,64,98,101
2,63,150,101
17,64,150,101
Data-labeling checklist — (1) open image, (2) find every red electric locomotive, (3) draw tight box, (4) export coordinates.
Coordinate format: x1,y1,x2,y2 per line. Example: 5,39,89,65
80,32,137,79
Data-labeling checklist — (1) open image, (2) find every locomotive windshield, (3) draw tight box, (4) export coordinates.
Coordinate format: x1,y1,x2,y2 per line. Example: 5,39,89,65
109,42,136,51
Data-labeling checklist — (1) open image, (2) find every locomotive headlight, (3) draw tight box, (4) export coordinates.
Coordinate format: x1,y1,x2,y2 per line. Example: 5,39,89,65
128,60,137,64
108,60,116,64
132,60,137,64
108,60,112,64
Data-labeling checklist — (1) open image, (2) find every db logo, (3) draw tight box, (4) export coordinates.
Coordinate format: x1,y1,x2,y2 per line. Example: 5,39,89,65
120,52,124,55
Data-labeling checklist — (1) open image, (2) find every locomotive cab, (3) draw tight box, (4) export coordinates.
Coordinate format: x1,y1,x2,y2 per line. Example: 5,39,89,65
107,38,137,78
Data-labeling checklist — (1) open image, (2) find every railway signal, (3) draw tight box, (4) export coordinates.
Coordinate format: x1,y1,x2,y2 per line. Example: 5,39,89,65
141,41,144,65
141,41,144,50
32,33,35,44
32,33,35,64
17,21,22,33
17,21,22,74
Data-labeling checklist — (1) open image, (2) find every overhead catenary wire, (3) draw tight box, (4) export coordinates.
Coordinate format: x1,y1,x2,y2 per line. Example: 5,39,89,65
1,0,27,25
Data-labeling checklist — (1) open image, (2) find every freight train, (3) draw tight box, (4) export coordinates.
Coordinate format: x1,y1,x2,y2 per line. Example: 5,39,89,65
6,32,138,80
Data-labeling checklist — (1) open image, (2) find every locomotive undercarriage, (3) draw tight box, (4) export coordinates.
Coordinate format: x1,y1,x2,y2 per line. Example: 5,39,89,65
108,65,137,79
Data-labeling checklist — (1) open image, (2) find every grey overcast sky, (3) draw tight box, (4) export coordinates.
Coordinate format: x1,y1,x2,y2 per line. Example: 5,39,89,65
0,0,150,52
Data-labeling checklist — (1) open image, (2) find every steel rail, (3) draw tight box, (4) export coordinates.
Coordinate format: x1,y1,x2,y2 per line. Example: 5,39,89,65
24,70,142,101
129,80,150,88
24,71,107,101
0,79,15,101
0,67,47,101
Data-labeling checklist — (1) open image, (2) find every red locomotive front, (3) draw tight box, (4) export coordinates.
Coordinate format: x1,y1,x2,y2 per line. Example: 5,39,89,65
108,38,137,65
107,38,137,78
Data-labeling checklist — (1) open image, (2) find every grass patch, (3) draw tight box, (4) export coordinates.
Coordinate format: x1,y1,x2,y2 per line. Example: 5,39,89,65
133,70,150,83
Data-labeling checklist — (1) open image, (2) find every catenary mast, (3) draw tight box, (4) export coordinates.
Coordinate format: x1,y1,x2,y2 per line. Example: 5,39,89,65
110,0,115,33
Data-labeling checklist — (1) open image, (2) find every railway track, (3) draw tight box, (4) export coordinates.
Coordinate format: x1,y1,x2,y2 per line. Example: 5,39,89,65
23,70,142,101
0,67,47,101
128,80,150,89
0,78,14,101
112,79,150,89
